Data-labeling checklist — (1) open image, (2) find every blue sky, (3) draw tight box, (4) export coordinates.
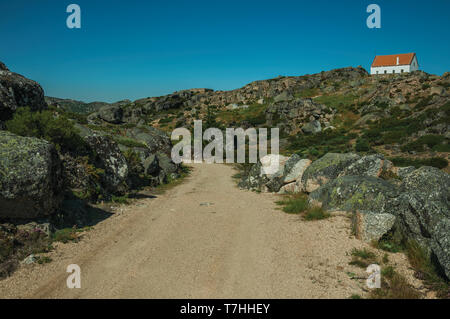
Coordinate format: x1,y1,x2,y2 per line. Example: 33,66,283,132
1,0,449,102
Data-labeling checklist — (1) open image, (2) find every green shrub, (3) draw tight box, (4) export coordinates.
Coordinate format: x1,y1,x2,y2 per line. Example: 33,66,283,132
390,157,448,169
6,107,88,154
52,228,79,243
355,138,370,152
433,143,450,152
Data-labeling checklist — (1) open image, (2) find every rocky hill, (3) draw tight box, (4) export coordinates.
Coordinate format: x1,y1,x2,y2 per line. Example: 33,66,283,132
0,61,448,291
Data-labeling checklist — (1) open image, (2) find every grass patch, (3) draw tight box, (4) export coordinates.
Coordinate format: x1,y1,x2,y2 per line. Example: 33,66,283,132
111,194,130,204
52,228,80,244
314,93,358,112
275,194,309,214
304,206,330,221
276,194,331,221
369,265,421,299
349,248,377,268
405,241,449,298
114,137,147,148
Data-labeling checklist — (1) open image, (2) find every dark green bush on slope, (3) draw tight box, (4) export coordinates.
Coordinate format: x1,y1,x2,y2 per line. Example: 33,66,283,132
5,107,88,154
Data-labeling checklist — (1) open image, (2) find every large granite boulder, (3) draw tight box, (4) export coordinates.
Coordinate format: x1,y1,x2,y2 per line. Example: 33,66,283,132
338,154,394,179
388,167,450,279
352,210,396,243
125,125,172,155
0,131,63,219
308,175,399,213
84,134,129,195
301,120,322,135
0,61,47,125
301,153,360,193
98,105,124,124
238,154,289,192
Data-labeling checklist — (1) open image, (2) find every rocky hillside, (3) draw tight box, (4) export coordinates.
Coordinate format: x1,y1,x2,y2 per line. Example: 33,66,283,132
0,61,448,289
78,66,449,171
44,97,110,114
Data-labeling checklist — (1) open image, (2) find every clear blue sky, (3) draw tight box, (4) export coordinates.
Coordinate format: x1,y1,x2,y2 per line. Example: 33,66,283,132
1,0,449,102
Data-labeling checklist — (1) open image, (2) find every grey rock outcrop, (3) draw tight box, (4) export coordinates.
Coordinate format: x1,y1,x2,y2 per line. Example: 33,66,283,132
0,61,47,125
352,210,396,243
338,154,394,178
388,167,450,278
301,153,360,193
84,134,129,195
308,175,398,213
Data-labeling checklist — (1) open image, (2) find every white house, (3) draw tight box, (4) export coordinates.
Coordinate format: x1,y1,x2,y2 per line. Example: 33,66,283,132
370,53,419,75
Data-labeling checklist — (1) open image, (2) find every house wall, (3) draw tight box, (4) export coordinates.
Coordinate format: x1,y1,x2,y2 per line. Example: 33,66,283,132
370,65,411,75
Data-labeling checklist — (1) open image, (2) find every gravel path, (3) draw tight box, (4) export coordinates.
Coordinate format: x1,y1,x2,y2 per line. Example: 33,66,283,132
0,164,419,298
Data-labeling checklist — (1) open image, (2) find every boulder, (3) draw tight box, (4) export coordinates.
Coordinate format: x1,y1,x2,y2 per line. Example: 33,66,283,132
430,86,446,96
308,175,398,213
126,125,172,155
338,154,394,178
301,153,360,193
0,62,47,124
393,166,416,179
278,182,296,194
265,154,300,192
0,131,63,219
238,161,270,191
98,105,123,124
238,154,288,192
84,134,129,194
352,210,396,243
388,167,450,278
301,120,322,135
274,91,293,103
283,158,312,184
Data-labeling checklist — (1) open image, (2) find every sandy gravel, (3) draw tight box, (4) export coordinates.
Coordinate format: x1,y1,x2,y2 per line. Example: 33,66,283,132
0,164,422,299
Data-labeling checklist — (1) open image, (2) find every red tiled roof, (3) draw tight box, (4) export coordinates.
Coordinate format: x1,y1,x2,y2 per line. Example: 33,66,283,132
372,53,416,67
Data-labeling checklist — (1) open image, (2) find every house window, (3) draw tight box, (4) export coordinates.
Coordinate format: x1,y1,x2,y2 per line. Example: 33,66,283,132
384,70,387,74
401,69,404,73
376,71,379,74
393,70,395,74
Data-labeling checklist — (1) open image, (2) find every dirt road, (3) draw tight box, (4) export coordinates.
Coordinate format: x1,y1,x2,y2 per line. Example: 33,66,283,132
0,164,417,298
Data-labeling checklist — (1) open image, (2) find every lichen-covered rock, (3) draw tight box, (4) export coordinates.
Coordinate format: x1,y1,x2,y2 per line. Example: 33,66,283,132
394,166,416,179
84,134,129,195
278,182,296,194
98,105,123,124
301,120,322,135
301,153,360,193
352,210,396,243
0,131,63,219
0,61,47,124
238,155,289,192
238,162,270,191
388,166,450,278
125,125,172,155
308,175,398,213
265,98,330,134
338,154,394,178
